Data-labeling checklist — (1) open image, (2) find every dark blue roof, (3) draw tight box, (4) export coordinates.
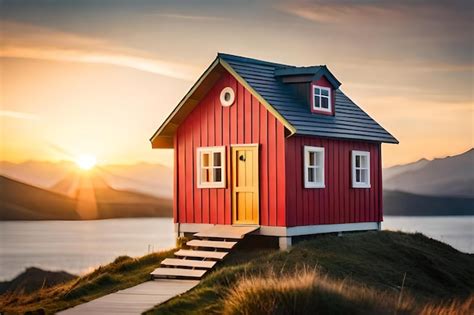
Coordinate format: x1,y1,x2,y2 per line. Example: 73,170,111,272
274,65,342,89
218,53,398,144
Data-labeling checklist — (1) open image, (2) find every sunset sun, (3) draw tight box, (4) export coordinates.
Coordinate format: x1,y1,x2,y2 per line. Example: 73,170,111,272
75,154,97,170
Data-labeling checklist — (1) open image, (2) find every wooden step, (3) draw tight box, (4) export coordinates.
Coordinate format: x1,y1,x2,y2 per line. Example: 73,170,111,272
187,239,237,250
175,249,228,260
151,267,206,279
161,258,216,269
195,225,259,239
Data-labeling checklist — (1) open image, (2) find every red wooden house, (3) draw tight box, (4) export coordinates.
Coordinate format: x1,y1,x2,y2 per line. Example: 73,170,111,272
151,53,397,249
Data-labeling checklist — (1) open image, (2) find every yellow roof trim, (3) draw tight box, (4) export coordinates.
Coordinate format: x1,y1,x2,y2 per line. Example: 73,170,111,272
219,59,297,136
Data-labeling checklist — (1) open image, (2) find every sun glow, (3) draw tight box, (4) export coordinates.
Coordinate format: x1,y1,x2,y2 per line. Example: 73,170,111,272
75,154,97,170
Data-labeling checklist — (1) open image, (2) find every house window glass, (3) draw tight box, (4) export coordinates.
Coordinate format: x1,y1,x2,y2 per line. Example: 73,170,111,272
304,146,325,188
313,85,331,112
352,151,370,188
197,146,226,188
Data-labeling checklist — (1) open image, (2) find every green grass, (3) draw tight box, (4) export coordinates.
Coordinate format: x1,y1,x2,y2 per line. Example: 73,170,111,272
0,249,175,314
145,231,474,315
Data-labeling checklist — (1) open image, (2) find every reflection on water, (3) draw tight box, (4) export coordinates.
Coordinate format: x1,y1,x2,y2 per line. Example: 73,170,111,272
383,215,473,254
0,218,174,281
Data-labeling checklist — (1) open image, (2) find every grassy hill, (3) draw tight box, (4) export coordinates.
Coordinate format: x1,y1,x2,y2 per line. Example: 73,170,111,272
148,231,473,314
0,250,176,314
384,190,474,216
0,267,77,295
1,231,472,314
0,175,172,220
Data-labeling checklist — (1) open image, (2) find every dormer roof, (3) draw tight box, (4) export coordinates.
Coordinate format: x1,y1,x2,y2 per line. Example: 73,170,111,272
150,53,398,148
274,65,342,88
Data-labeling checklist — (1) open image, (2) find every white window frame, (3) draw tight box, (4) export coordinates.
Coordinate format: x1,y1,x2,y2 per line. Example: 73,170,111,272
352,150,371,188
197,146,226,188
303,146,325,188
312,85,332,113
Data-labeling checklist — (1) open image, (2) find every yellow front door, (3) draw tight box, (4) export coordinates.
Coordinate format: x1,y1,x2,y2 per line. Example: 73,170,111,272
232,145,259,225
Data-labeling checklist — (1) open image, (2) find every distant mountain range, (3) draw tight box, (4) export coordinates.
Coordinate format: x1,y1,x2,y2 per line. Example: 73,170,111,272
0,160,172,198
0,174,172,220
1,175,79,220
383,148,473,197
383,148,473,216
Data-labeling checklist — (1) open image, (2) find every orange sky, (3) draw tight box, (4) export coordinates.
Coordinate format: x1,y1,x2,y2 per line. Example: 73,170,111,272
1,0,472,167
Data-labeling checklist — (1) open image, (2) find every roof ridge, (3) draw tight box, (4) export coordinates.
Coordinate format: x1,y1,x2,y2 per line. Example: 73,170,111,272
217,52,294,68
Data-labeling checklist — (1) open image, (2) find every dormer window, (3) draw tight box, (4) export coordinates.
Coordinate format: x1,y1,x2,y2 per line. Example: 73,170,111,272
312,85,331,113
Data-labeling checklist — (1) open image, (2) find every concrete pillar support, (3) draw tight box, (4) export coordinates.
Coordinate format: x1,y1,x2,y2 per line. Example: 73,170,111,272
279,236,292,251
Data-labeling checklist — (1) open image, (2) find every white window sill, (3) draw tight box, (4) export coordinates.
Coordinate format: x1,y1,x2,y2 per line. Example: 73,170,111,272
352,184,371,189
312,107,332,113
197,183,226,189
305,184,325,189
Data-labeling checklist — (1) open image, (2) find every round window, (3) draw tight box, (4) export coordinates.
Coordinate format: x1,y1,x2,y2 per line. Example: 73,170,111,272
220,87,235,107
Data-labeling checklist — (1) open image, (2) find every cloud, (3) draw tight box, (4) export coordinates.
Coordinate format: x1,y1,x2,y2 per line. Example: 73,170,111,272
276,0,474,71
277,0,473,26
277,1,393,24
0,21,200,80
341,59,474,74
0,110,40,120
151,13,226,21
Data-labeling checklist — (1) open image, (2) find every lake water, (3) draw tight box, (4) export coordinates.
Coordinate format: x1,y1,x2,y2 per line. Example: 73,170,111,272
382,215,473,254
0,216,472,281
0,218,175,281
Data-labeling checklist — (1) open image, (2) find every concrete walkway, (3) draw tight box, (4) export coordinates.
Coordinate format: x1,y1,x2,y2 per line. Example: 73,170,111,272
58,279,199,315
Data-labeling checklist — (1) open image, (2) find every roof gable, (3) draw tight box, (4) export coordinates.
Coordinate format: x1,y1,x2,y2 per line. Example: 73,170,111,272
151,53,398,148
150,56,295,148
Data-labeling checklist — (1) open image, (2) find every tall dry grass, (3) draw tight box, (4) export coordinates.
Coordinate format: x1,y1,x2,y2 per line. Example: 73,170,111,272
420,296,474,315
222,269,473,315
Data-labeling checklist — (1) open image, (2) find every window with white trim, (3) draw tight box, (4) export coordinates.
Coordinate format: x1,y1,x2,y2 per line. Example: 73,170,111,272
352,151,370,188
304,146,325,188
312,85,331,112
197,146,226,188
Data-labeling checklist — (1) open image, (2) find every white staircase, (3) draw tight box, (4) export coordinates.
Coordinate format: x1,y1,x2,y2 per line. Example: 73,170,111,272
151,226,258,280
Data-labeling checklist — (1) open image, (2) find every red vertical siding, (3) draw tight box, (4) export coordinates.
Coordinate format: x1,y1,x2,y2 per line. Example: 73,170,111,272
177,128,186,223
173,135,178,223
176,72,286,226
268,114,277,226
378,143,383,222
276,123,286,226
259,105,269,226
285,136,382,227
192,114,202,223
185,111,194,223
285,138,296,226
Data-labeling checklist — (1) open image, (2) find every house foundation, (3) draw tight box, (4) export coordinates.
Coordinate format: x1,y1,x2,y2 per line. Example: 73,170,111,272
175,222,380,250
